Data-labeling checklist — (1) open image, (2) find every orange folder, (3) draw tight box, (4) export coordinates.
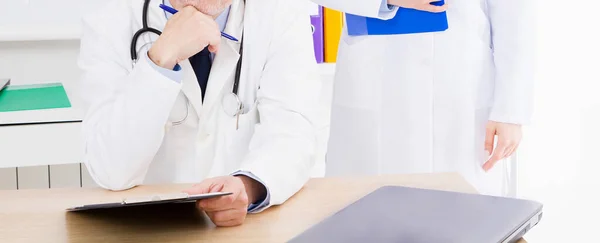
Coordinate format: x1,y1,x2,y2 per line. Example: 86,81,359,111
323,7,343,63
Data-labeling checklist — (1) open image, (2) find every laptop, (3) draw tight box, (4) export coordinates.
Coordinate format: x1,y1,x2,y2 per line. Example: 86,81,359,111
288,186,542,243
0,78,9,92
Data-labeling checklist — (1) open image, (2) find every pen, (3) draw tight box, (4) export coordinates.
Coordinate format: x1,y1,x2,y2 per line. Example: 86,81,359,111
159,3,239,42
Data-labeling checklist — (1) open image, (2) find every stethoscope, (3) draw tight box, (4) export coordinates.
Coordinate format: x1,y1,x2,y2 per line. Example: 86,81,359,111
130,0,246,126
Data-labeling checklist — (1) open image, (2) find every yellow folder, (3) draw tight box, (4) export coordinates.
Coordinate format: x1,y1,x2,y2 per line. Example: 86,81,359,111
323,8,343,63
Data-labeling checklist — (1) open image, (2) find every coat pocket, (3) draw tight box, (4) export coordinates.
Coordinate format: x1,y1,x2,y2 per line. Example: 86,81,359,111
222,102,259,166
167,93,191,126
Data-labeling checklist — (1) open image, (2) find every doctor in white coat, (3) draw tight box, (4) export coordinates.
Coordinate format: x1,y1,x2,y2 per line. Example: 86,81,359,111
312,0,534,196
78,0,322,226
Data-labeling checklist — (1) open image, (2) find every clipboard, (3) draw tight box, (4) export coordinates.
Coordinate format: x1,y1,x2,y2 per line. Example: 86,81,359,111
345,0,448,36
66,192,232,212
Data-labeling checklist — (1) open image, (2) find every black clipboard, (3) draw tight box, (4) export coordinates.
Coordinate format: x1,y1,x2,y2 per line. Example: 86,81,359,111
66,192,232,212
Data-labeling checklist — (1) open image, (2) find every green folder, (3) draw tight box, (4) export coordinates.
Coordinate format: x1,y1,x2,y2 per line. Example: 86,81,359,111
0,83,72,112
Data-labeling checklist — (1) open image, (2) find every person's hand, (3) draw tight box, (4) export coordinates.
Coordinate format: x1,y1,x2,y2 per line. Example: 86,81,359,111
483,121,523,172
148,5,221,69
387,0,448,12
183,175,266,227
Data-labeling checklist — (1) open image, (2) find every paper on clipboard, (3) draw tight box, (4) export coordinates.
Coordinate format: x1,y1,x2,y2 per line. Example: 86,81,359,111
66,192,232,212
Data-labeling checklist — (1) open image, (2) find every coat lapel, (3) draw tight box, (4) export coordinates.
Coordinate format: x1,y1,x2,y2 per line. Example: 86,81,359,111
144,0,245,122
200,0,245,117
180,59,204,117
146,1,205,117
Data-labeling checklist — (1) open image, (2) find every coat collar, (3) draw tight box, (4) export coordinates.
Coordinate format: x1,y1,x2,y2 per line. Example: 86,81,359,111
201,0,245,117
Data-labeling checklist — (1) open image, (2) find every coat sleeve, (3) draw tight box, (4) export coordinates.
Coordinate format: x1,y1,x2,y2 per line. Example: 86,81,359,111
487,0,536,125
77,1,182,191
310,0,398,20
236,0,322,210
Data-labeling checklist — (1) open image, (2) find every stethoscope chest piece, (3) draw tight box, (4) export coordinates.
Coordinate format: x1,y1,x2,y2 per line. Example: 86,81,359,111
222,92,243,117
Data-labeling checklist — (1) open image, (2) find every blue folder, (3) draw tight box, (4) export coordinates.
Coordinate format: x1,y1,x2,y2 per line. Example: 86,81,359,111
345,0,448,36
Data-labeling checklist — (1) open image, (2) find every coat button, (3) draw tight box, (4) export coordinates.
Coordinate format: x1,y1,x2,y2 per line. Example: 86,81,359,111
198,131,209,140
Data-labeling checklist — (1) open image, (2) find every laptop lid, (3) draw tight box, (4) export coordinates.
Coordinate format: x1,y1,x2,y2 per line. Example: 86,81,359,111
0,79,9,92
288,186,543,243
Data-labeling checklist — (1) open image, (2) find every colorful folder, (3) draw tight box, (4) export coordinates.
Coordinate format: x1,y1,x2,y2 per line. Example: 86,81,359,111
345,0,448,36
0,83,72,112
310,4,324,63
323,7,343,63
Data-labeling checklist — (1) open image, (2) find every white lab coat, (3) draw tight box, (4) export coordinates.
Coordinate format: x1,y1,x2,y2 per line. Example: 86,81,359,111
77,0,324,208
312,0,535,196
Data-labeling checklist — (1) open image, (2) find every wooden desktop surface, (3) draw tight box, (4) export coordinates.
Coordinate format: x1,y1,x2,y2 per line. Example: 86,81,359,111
0,173,527,243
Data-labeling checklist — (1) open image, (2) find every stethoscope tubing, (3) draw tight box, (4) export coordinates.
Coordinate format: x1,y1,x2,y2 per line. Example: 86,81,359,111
130,0,246,125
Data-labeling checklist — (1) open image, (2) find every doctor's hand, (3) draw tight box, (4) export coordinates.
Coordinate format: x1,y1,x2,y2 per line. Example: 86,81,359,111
183,175,266,227
483,121,522,172
148,5,221,69
387,0,448,12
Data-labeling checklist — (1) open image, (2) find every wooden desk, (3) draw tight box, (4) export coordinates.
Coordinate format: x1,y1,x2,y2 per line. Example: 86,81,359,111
0,173,526,243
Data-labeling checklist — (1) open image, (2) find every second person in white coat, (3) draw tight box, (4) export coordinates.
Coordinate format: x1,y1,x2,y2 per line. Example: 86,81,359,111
313,0,535,196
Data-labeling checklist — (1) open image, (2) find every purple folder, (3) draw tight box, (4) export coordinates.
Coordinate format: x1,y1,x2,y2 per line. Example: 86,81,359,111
310,5,324,63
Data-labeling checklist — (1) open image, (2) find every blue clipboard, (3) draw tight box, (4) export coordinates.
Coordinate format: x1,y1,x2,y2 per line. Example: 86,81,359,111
345,1,448,36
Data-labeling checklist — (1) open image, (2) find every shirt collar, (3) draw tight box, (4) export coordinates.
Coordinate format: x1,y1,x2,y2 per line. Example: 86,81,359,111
162,0,229,32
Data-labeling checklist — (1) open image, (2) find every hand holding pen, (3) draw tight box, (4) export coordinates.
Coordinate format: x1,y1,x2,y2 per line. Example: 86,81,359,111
159,3,238,41
148,5,225,70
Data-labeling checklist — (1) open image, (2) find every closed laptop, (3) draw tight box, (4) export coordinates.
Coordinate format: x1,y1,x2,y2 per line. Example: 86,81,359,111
288,186,542,243
0,78,9,92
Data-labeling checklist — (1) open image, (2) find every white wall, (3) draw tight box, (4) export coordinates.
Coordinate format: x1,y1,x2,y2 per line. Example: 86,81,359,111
0,40,81,86
516,0,600,241
0,0,98,84
0,0,105,41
